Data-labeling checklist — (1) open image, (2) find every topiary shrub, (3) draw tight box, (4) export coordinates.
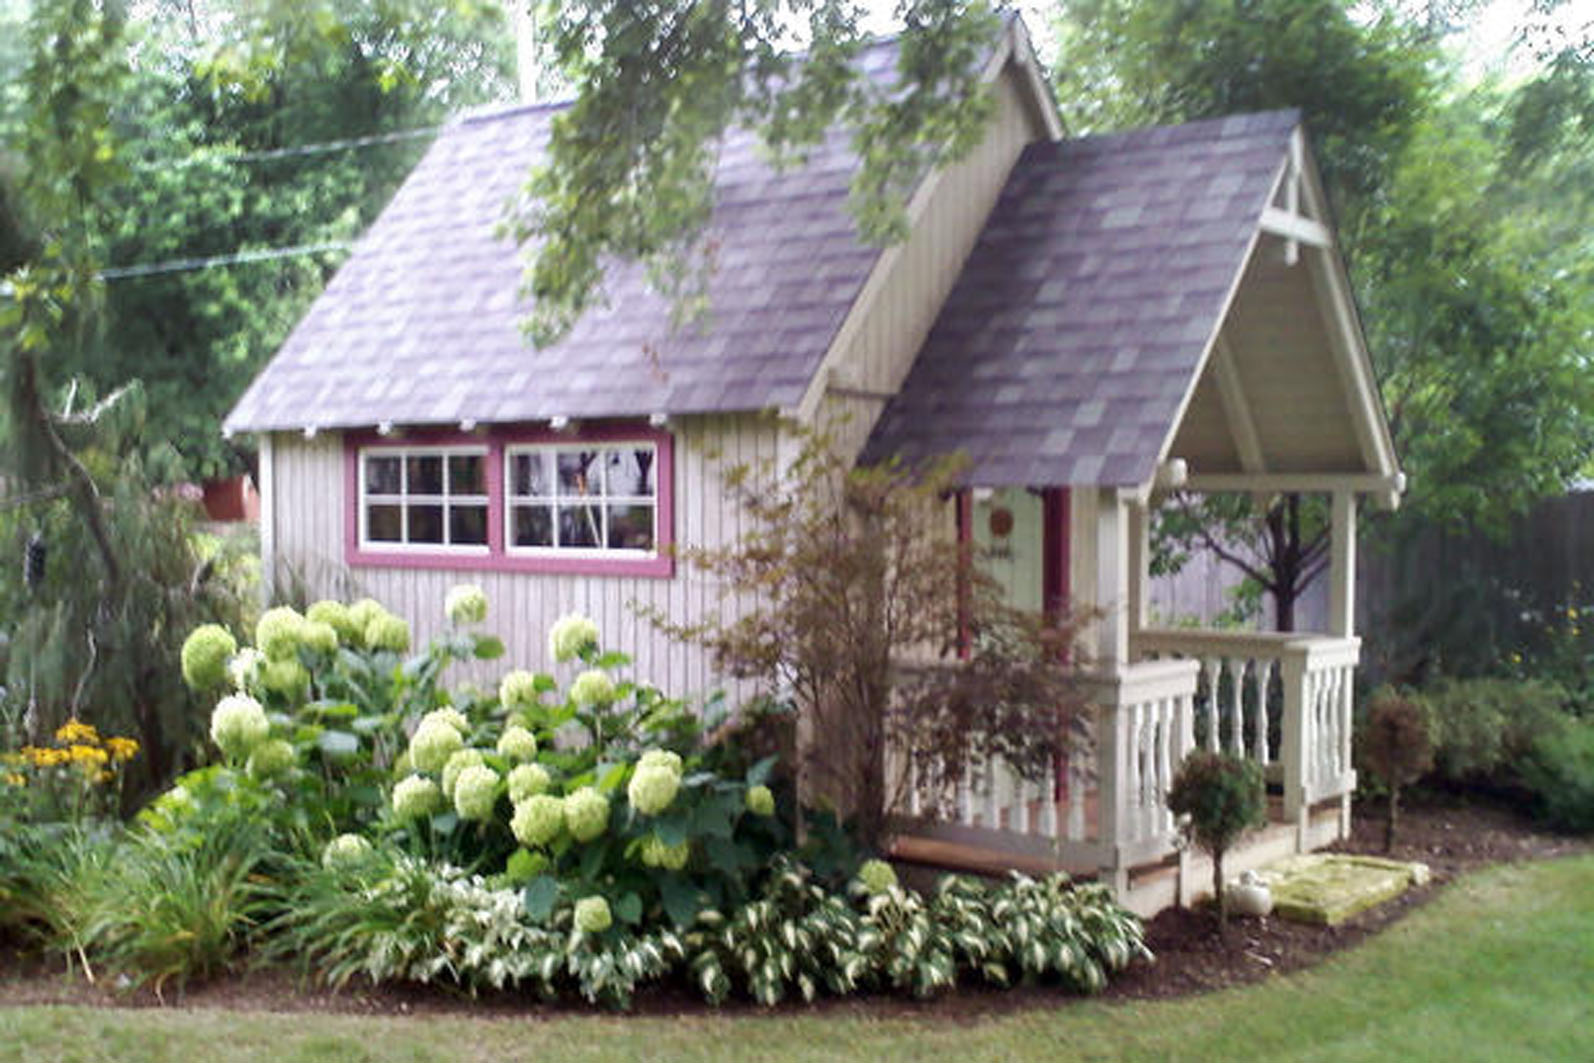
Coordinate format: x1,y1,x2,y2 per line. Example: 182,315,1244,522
1359,688,1437,851
1166,751,1266,938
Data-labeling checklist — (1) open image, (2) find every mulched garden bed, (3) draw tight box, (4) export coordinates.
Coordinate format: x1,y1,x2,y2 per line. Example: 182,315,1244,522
1,794,1586,1019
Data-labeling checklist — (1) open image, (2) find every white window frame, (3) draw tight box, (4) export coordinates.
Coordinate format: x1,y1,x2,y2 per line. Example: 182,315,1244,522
358,444,491,554
503,442,660,559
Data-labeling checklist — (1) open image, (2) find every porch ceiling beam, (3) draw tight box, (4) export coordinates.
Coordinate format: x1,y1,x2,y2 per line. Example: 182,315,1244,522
1183,471,1406,496
1211,336,1266,474
1259,207,1332,249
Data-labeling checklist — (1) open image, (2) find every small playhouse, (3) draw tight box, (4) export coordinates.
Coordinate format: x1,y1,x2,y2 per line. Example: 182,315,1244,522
225,16,1402,913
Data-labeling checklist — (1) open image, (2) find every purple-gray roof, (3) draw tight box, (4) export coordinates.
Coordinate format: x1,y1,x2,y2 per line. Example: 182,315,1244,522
224,45,906,434
863,110,1298,487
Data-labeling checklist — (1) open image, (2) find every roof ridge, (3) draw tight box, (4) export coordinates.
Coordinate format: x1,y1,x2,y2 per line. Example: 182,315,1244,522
1061,108,1301,148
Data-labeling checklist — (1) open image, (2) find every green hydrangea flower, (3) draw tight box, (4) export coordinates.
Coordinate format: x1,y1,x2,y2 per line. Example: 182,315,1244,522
181,624,236,691
638,749,683,775
301,620,339,654
548,614,600,663
640,835,691,870
445,584,489,626
627,763,680,816
227,647,264,691
511,793,565,846
507,762,551,803
392,775,443,820
408,720,464,774
347,599,387,648
420,708,471,735
440,749,486,800
573,895,612,934
857,858,898,894
365,613,410,653
496,725,538,762
255,606,305,661
570,669,616,707
745,784,775,817
306,600,358,643
499,670,541,712
321,833,373,871
391,749,413,778
260,657,309,698
452,764,500,821
210,693,270,758
246,738,296,780
563,787,609,841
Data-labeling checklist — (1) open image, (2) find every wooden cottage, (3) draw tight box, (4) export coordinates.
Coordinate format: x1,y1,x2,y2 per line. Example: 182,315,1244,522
225,16,1402,914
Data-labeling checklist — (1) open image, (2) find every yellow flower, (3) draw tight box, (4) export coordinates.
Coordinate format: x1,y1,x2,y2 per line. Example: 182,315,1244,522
105,736,139,762
69,744,109,766
54,719,100,745
4,772,24,786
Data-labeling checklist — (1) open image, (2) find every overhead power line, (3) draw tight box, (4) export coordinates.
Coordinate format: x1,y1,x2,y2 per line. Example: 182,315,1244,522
229,124,443,163
98,241,351,281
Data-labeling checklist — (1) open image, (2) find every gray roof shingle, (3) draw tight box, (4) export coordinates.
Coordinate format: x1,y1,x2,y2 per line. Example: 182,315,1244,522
224,44,905,435
863,110,1298,488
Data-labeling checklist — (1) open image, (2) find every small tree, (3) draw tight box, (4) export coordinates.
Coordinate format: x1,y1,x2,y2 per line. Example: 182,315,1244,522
655,423,1091,851
1166,751,1267,939
1359,689,1436,852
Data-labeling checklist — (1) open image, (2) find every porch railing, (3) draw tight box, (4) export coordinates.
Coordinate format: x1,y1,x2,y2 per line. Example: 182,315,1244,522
1131,628,1360,821
886,656,1201,876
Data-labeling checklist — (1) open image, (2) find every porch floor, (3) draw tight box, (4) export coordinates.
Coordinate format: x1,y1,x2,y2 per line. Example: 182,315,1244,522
889,796,1347,920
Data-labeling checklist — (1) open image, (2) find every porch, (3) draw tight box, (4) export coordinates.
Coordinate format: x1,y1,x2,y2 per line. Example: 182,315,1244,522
887,621,1362,917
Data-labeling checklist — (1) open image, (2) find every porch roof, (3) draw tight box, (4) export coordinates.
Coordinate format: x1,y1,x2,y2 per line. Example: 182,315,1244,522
862,110,1401,497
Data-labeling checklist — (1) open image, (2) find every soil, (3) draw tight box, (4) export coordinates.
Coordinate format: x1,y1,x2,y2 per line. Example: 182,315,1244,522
0,794,1587,1021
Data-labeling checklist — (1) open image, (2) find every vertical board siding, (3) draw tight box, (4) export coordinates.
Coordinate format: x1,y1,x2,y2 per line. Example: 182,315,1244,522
268,415,778,703
820,64,1049,462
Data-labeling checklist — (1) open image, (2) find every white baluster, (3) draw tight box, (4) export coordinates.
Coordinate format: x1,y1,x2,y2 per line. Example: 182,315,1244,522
1253,657,1274,765
1125,701,1144,844
1156,696,1174,836
1226,657,1246,757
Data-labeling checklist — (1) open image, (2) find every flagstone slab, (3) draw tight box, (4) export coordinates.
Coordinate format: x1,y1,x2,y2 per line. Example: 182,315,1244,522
1252,854,1430,926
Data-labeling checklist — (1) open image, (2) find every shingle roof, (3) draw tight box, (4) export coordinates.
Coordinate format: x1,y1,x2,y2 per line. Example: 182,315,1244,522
862,110,1298,488
224,45,905,434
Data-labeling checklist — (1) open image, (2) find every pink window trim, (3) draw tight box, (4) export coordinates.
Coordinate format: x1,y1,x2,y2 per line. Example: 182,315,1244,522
344,423,676,578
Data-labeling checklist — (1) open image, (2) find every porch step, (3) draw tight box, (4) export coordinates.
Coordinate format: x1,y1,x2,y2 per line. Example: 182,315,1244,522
888,835,1099,881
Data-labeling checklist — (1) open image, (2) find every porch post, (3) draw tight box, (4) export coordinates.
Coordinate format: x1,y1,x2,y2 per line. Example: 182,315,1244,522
1095,488,1129,670
1329,491,1357,638
1127,500,1149,635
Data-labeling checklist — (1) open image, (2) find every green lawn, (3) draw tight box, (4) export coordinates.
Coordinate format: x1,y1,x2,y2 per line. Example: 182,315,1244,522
3,856,1591,1063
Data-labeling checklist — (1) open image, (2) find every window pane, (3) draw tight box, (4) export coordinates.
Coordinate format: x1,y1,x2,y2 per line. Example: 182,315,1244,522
607,447,655,498
607,504,654,551
512,505,553,547
560,504,602,548
366,455,402,495
407,455,444,496
409,504,444,543
367,505,403,542
450,504,488,546
512,452,550,498
557,450,601,498
448,454,484,495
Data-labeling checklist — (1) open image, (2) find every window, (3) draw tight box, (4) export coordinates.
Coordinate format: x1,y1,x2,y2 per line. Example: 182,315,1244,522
506,444,658,554
359,446,489,551
345,426,673,577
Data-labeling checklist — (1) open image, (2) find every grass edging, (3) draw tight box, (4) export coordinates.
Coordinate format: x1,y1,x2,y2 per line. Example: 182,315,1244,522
1,855,1590,1062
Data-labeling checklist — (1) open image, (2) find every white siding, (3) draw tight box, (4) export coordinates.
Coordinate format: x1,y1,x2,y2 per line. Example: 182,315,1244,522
810,62,1051,459
266,415,779,701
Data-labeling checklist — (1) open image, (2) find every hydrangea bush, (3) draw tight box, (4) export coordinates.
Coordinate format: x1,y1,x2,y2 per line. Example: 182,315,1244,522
164,590,1150,1008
